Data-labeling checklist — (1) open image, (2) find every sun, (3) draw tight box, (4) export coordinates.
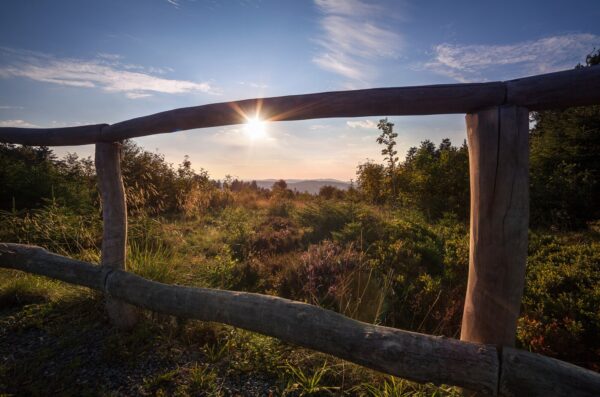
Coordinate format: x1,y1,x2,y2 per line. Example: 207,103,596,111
244,116,267,140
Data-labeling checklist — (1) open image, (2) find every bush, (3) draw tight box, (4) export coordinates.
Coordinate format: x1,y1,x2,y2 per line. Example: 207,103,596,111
250,216,303,254
296,201,355,243
267,198,294,218
518,231,600,369
219,207,257,261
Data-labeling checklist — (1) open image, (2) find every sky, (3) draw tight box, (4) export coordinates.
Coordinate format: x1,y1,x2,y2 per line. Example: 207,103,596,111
1,0,599,181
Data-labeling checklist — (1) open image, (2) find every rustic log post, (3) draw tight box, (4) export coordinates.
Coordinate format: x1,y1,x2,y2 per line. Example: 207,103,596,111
95,141,138,330
461,105,529,347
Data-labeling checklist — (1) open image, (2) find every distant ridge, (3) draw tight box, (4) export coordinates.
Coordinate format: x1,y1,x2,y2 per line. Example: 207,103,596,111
251,179,350,194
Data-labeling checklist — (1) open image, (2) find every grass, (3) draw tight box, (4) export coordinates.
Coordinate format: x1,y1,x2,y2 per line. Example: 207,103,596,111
1,199,598,394
283,361,339,396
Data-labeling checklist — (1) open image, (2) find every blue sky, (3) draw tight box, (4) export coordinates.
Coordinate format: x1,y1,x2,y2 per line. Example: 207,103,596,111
1,0,599,180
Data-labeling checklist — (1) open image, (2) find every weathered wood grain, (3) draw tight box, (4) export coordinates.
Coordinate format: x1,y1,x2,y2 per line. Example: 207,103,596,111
506,65,600,110
102,83,506,141
95,142,138,329
0,124,106,146
461,106,529,347
499,347,600,396
1,65,598,146
0,243,103,290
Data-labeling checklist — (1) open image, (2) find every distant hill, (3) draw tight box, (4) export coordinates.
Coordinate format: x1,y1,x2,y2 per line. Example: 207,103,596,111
252,179,350,194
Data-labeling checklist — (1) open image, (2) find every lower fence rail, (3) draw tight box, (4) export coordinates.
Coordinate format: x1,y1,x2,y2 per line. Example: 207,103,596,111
1,243,599,396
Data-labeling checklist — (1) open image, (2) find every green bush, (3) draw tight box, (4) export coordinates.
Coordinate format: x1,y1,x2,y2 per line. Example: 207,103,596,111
518,231,600,369
296,200,355,243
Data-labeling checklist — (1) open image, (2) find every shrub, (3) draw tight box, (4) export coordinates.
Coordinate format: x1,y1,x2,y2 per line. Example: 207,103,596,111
250,217,303,254
219,207,256,261
518,231,600,369
296,201,355,243
267,197,294,218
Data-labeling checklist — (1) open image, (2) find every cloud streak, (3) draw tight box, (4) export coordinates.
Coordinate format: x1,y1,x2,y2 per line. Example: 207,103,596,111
0,47,218,99
312,0,401,83
425,34,600,82
346,119,377,129
0,119,39,128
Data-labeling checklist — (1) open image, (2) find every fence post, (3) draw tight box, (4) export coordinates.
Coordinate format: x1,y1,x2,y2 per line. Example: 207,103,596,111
461,105,529,348
95,141,138,330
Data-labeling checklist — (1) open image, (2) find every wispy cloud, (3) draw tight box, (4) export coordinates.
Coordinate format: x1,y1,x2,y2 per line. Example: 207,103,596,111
424,33,600,82
312,0,402,83
0,119,39,128
166,0,180,8
0,105,24,110
0,47,218,99
97,52,122,61
237,81,269,89
346,119,377,129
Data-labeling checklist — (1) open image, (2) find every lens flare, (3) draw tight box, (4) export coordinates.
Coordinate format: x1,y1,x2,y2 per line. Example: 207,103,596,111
244,116,267,140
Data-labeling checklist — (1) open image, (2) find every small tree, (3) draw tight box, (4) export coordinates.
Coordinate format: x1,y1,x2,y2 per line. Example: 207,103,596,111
356,161,386,205
272,179,288,191
376,118,399,201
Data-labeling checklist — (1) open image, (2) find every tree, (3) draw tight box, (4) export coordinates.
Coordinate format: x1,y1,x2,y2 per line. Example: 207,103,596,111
0,143,96,212
392,138,469,220
376,118,399,200
272,179,288,191
318,185,345,200
356,161,386,205
272,179,293,199
529,49,600,228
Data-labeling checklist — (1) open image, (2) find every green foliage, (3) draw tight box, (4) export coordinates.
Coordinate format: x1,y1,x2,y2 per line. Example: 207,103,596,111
376,118,399,201
0,144,97,213
219,206,257,260
128,239,174,283
358,376,460,397
377,118,399,170
356,161,387,205
356,138,469,220
267,197,295,217
203,341,229,363
297,200,355,242
187,363,220,395
0,272,67,310
318,185,345,200
283,361,338,396
205,246,240,289
0,202,100,257
529,91,600,228
518,230,600,368
525,49,599,229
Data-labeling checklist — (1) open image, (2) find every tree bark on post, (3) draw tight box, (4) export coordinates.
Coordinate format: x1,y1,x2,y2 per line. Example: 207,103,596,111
95,141,138,330
461,105,529,348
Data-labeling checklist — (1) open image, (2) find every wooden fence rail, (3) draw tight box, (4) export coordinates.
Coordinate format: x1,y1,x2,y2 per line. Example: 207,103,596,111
0,67,599,146
2,243,599,396
1,66,600,395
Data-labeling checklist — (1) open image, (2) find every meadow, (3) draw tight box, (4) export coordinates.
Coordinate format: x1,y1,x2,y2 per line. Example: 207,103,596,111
0,135,598,396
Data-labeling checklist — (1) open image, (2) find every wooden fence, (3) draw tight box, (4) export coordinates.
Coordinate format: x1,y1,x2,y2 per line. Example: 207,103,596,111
1,66,600,396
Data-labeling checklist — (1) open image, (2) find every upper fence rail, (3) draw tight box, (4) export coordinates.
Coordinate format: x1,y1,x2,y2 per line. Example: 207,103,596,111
1,66,599,147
